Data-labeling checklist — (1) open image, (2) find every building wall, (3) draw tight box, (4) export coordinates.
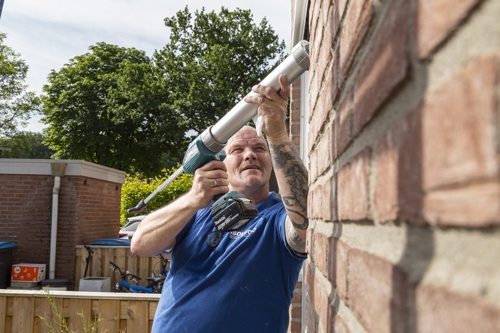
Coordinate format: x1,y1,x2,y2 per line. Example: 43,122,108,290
0,160,125,290
288,75,306,333
306,0,500,332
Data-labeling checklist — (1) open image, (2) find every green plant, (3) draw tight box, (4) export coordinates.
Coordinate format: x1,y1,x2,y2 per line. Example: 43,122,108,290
120,166,193,225
39,288,104,333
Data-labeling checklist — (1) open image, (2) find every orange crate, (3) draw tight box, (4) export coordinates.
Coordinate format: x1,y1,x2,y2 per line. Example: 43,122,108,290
11,263,46,282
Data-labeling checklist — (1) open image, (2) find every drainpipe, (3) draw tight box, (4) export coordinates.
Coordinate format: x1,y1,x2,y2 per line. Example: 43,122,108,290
50,162,67,280
292,0,309,47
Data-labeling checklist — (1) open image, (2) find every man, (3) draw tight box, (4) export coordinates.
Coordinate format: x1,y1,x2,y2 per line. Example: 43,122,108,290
131,75,308,333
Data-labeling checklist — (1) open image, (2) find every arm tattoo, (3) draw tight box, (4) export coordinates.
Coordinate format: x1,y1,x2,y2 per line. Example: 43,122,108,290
270,142,309,230
286,217,307,254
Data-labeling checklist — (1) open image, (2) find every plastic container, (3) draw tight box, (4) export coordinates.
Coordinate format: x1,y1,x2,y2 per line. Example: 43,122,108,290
0,242,17,289
79,277,111,292
41,279,68,291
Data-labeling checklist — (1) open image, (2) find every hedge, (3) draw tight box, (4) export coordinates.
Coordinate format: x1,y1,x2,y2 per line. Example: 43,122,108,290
120,166,193,225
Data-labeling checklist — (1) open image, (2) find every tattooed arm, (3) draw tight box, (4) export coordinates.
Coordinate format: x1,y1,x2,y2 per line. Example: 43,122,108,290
269,139,308,254
245,75,309,254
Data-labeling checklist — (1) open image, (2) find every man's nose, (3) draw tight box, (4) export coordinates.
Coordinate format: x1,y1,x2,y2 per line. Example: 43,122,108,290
243,148,257,160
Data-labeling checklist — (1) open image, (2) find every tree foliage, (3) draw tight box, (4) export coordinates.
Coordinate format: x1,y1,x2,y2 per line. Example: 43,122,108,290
42,43,183,176
0,131,54,158
41,7,285,176
155,6,285,137
0,33,40,138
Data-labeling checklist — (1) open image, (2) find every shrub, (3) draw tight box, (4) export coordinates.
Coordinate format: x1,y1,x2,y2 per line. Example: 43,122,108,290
120,166,193,225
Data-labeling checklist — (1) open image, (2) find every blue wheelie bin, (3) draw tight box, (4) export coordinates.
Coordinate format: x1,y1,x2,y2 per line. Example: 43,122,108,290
0,242,17,288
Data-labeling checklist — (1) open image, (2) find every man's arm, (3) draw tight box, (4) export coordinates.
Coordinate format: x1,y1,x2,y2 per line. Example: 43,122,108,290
130,160,229,256
268,135,308,254
245,75,309,253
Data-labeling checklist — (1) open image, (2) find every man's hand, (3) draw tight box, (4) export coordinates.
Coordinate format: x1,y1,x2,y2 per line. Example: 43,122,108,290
189,160,229,209
244,75,290,140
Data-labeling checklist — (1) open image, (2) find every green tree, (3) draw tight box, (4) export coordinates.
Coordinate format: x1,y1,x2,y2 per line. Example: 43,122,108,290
154,6,285,138
0,131,54,158
0,33,40,138
41,7,284,176
42,43,183,176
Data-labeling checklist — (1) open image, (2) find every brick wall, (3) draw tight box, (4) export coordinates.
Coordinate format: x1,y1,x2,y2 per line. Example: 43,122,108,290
306,0,500,332
0,160,125,290
288,67,306,333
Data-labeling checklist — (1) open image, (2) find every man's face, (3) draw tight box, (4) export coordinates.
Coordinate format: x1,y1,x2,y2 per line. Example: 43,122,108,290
224,127,272,194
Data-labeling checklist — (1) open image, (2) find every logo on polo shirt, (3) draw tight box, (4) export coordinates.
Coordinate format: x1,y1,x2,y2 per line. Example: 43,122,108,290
229,227,257,239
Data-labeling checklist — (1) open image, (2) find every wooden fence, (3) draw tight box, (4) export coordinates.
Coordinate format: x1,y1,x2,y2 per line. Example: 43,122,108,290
0,289,160,333
74,245,170,290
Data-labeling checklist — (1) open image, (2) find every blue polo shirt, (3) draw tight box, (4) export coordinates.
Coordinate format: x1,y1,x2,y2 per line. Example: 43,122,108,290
152,192,305,333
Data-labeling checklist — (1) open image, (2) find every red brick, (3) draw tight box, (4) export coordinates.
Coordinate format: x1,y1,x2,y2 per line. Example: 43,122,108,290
322,174,337,222
373,105,425,224
422,56,498,190
287,319,302,333
309,0,320,48
416,0,481,58
311,230,333,278
334,88,354,159
312,273,336,333
334,240,350,302
316,61,335,133
317,130,333,176
353,0,409,135
416,284,500,333
332,314,350,333
328,2,341,48
424,181,500,226
0,174,121,290
309,182,322,219
337,148,371,221
339,0,372,82
307,184,315,219
348,249,407,333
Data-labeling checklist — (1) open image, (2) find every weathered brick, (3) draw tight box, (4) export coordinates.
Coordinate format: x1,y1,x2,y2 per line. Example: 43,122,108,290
309,147,318,182
424,181,500,226
334,240,350,302
332,314,350,333
333,88,354,159
373,105,425,224
348,249,407,333
339,0,372,83
353,0,409,135
415,0,481,58
312,273,336,333
309,182,322,219
317,130,333,176
311,229,333,278
416,284,500,332
316,60,335,133
322,174,337,222
288,319,302,333
422,56,498,190
337,148,371,221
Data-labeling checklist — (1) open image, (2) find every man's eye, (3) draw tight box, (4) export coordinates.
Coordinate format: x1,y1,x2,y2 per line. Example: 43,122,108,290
230,148,243,154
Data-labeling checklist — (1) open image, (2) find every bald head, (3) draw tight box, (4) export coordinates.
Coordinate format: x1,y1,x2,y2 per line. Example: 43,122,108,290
226,126,267,148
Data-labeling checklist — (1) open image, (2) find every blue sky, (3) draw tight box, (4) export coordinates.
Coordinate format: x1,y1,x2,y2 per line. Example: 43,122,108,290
0,0,291,132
